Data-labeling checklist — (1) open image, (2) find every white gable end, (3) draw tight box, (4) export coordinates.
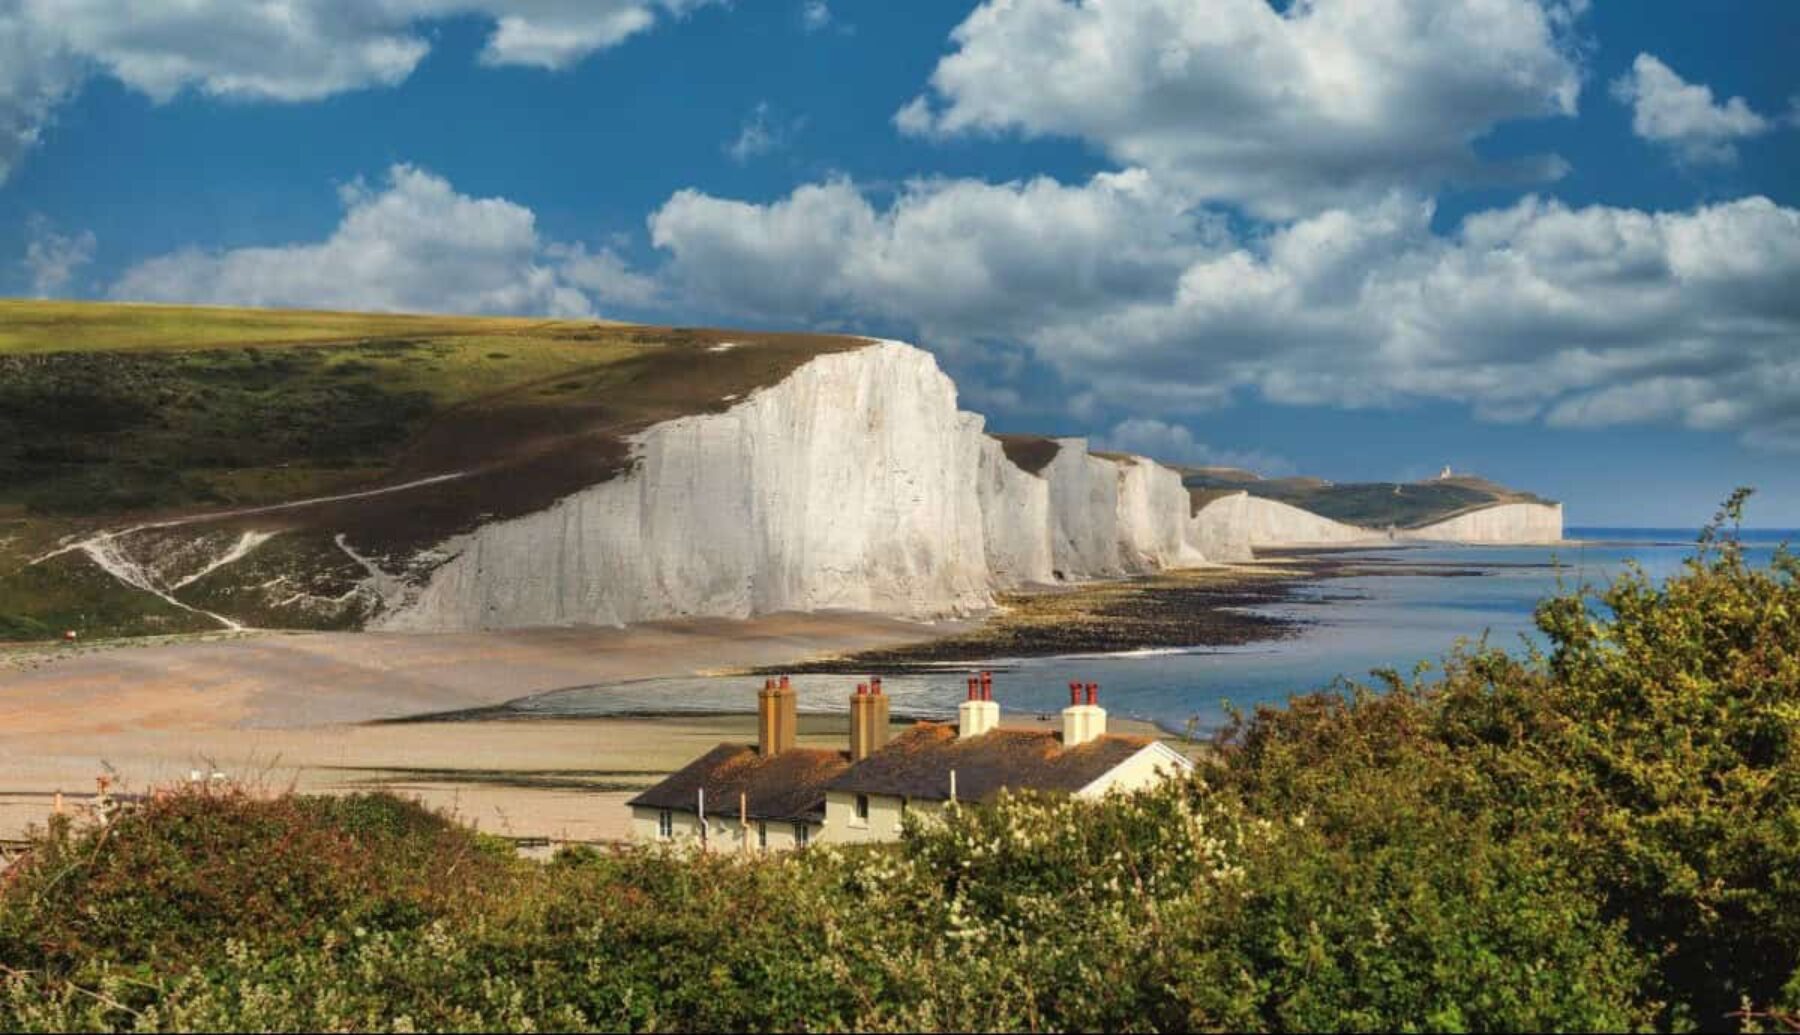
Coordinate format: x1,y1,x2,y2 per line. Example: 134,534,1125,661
1074,741,1195,799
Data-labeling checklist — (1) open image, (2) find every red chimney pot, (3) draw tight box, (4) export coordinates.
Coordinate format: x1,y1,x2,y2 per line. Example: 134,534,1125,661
857,682,868,696
1085,682,1098,706
1069,681,1082,706
871,677,882,695
779,675,791,690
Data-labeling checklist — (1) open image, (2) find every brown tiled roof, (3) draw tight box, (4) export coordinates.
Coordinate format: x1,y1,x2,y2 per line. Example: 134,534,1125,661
628,744,849,822
827,723,1154,803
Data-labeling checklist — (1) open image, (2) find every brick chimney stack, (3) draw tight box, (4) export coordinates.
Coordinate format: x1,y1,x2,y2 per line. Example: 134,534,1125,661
849,676,890,762
758,675,798,757
1062,680,1106,747
959,670,1000,738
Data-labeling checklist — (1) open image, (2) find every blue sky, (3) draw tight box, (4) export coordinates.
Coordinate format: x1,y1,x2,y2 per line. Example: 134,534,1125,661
2,0,1797,526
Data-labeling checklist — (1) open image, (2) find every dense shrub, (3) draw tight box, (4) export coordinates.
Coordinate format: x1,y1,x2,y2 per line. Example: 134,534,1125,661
0,494,1793,1031
0,792,516,977
1212,489,1800,1029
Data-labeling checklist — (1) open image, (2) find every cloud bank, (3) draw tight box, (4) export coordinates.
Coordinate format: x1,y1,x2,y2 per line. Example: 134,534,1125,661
1097,418,1295,476
641,0,1800,452
897,0,1584,217
112,165,599,317
647,174,1800,451
0,0,713,183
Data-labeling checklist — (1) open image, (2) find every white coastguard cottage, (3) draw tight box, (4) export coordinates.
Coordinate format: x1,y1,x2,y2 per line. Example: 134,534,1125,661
627,671,1194,850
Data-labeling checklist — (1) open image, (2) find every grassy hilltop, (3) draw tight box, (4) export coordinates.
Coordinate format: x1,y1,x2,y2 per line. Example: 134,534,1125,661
0,300,864,640
0,300,862,516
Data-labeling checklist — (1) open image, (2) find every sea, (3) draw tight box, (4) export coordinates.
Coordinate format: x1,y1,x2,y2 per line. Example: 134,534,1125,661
496,528,1795,735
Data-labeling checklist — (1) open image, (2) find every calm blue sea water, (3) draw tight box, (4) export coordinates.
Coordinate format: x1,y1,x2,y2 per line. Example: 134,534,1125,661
505,528,1794,734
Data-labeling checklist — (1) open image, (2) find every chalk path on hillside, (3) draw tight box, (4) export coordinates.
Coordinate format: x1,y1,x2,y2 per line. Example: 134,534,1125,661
20,471,472,631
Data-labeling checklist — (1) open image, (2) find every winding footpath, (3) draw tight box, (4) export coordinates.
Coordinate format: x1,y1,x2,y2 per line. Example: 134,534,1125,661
22,472,471,631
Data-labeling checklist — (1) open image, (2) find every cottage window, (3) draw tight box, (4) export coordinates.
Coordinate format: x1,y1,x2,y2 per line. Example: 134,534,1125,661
854,794,870,822
758,821,767,849
658,810,673,839
793,822,810,847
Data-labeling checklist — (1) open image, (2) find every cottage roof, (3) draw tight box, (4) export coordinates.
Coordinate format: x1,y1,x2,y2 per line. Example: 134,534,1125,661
628,744,849,822
825,722,1155,803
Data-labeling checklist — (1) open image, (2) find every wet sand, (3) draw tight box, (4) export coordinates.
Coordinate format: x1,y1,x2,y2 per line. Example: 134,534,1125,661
0,611,967,841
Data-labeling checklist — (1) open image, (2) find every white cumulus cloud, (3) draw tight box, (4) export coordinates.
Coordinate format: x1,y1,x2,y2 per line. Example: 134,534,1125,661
111,164,602,317
726,102,805,164
548,242,663,310
0,0,714,183
22,214,96,297
1097,418,1294,475
651,169,1217,342
1610,53,1774,165
0,5,82,184
897,0,1584,217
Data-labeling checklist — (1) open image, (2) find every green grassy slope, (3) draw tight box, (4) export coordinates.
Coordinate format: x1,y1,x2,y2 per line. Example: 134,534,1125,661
0,300,866,640
0,300,596,354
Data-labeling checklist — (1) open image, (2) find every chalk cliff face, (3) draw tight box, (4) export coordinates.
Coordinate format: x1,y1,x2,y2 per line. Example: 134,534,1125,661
379,340,1233,631
381,342,994,630
1116,455,1210,571
374,339,1560,632
1040,440,1127,577
1189,493,1255,563
975,435,1055,585
1017,441,1211,580
1399,502,1564,544
1237,497,1385,548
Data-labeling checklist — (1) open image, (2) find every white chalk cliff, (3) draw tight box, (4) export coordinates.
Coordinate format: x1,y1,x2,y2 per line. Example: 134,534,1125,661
1398,502,1565,544
1236,496,1387,548
375,339,1561,631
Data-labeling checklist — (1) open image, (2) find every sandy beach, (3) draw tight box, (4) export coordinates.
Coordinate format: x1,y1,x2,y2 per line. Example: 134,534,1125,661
0,611,973,842
1,555,1307,845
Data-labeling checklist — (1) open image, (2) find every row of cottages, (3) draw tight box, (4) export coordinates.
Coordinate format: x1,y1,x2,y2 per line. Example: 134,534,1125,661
627,672,1195,850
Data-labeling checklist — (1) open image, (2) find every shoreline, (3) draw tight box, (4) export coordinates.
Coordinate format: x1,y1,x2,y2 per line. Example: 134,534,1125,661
772,550,1516,673
0,610,962,841
0,547,1505,842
